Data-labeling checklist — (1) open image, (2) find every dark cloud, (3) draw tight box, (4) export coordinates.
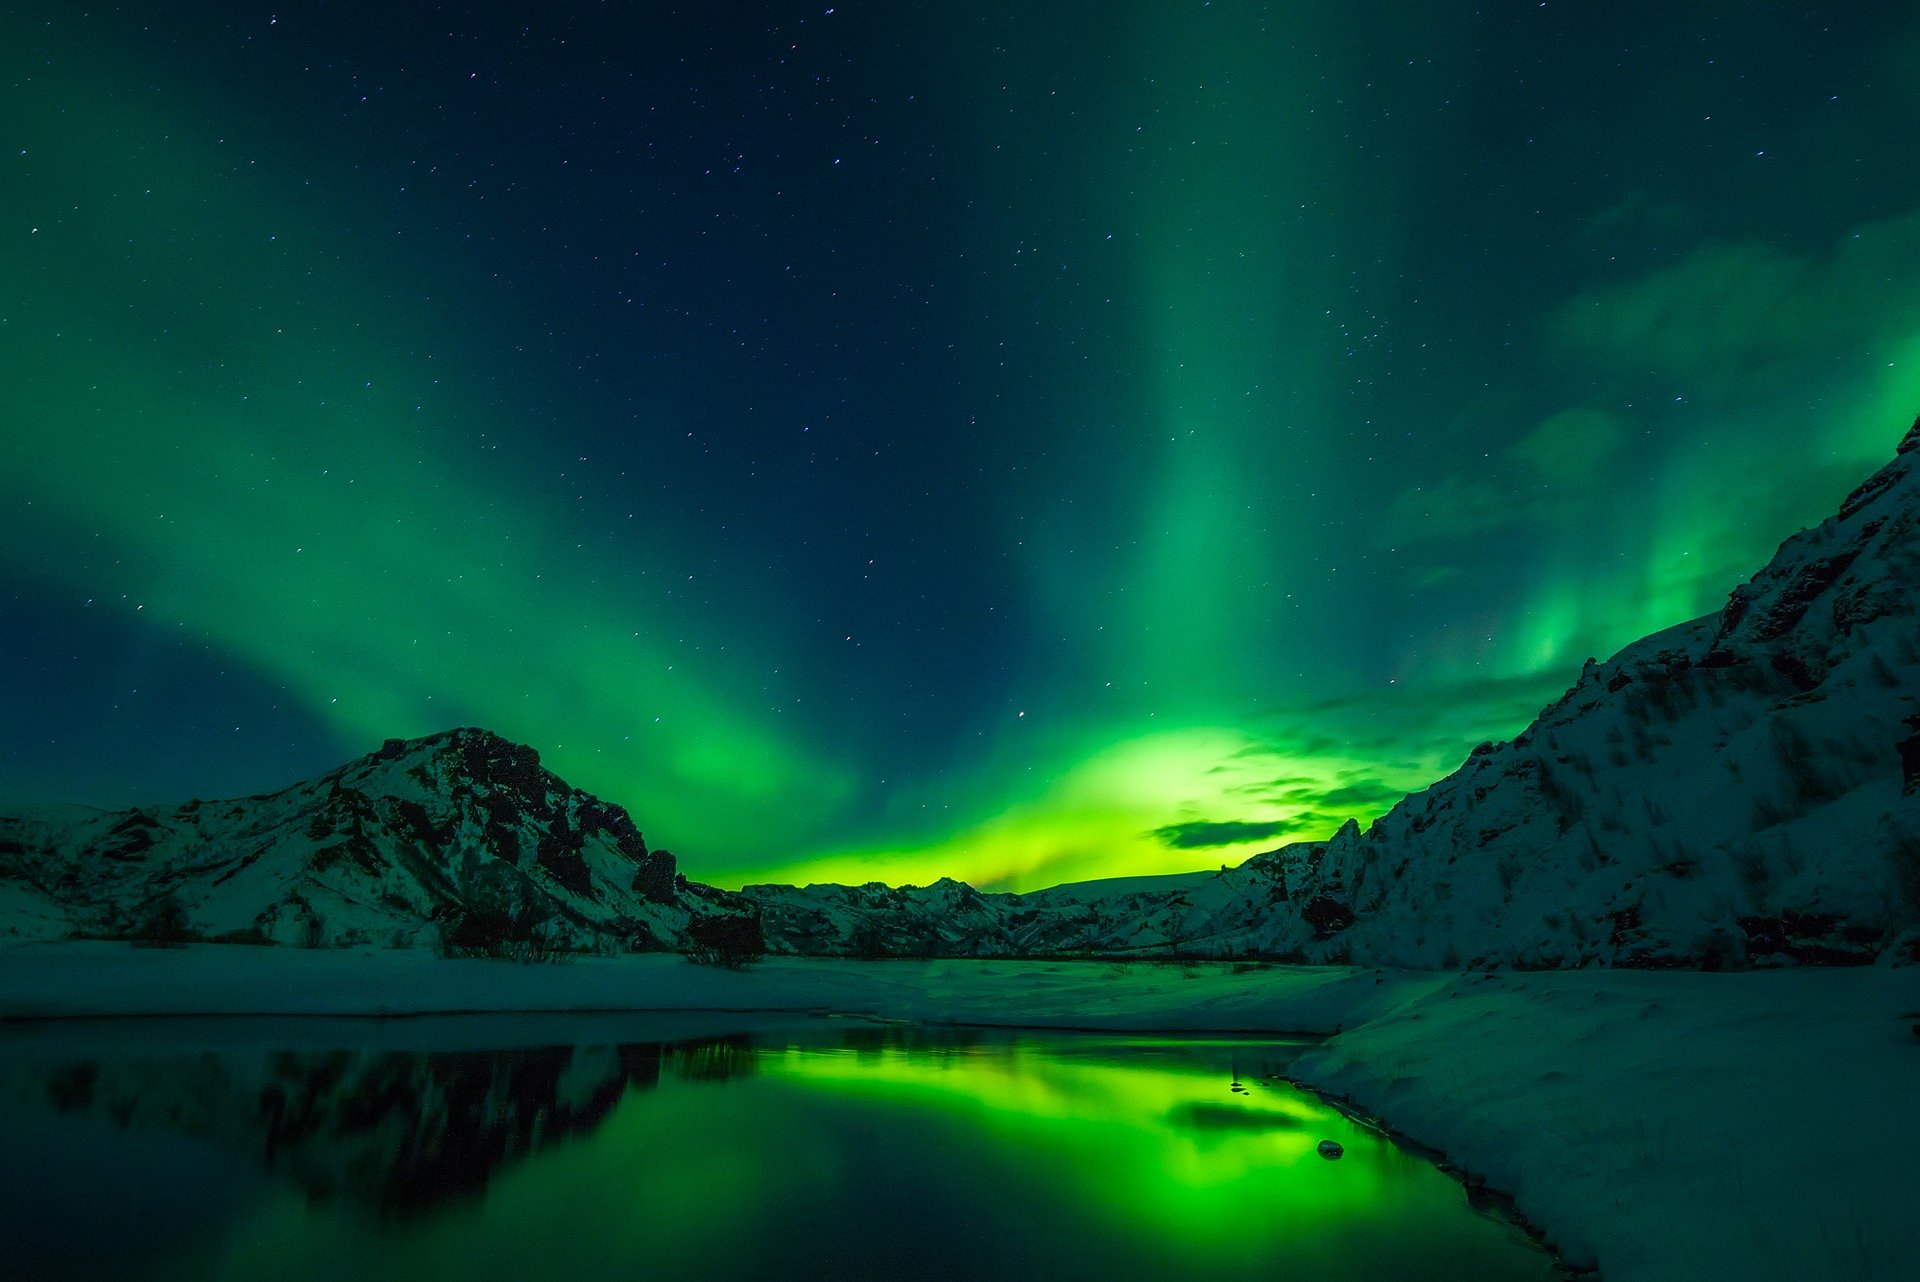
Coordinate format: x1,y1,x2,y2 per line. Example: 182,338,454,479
1272,780,1408,814
1152,819,1294,849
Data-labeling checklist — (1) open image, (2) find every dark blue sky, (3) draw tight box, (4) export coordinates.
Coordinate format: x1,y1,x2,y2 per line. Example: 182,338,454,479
4,2,1918,886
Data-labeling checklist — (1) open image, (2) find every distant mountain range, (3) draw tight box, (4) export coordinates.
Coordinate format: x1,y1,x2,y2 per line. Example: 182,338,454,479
6,424,1919,968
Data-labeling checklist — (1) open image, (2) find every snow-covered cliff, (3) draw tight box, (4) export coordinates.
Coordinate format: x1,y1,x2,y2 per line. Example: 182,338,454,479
6,426,1917,968
0,727,745,951
1286,422,1920,967
745,424,1920,967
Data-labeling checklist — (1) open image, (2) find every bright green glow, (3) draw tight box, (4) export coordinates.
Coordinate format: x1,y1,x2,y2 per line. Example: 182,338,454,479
764,1041,1340,1215
742,7,1484,892
745,725,1421,891
1107,17,1333,714
9,9,1920,886
153,1034,1553,1281
0,36,855,855
1536,212,1920,661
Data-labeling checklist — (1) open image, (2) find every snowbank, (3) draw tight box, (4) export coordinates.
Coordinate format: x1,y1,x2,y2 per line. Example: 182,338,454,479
1288,966,1920,1282
1,944,1913,1282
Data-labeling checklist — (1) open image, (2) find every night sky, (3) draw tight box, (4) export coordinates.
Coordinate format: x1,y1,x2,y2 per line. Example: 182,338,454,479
5,3,1919,889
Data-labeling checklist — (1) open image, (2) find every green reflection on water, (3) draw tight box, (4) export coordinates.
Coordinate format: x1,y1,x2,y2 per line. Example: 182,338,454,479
4,1026,1554,1282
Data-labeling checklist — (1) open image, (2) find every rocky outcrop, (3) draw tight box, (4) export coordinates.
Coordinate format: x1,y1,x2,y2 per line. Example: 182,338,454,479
1280,424,1920,968
0,727,744,951
744,423,1920,968
6,425,1918,970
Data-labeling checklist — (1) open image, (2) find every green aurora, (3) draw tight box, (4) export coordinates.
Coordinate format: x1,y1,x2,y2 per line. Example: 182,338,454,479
4,3,1919,888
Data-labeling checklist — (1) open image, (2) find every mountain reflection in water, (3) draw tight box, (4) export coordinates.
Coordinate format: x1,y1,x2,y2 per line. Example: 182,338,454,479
0,1021,1560,1281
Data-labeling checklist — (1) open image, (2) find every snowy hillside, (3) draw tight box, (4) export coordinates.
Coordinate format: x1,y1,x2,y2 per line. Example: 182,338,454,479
738,869,1259,959
0,728,749,951
1287,422,1920,967
746,424,1920,967
6,427,1918,968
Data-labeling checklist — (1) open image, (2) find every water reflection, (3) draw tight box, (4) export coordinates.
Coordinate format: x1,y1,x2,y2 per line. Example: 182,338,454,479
0,1021,1558,1281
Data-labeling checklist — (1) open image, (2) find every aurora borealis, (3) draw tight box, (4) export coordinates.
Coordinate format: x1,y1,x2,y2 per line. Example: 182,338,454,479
5,3,1919,889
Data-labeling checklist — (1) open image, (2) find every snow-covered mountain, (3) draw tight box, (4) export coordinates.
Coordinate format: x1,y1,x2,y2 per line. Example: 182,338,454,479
744,424,1920,967
5,425,1917,968
0,728,747,951
1285,422,1920,967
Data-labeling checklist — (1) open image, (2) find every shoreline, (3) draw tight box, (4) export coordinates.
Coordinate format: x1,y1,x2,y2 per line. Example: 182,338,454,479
2,943,1915,1282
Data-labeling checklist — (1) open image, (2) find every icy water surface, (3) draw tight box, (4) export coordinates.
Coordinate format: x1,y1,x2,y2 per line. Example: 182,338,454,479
0,1016,1558,1281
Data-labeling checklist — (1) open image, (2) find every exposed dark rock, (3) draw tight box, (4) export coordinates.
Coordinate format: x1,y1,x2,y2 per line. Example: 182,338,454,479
11,423,1920,969
577,798,648,860
1607,906,1642,951
1770,652,1819,692
1900,716,1920,795
535,830,593,898
1302,895,1354,940
97,813,160,858
1839,467,1902,520
684,912,766,968
1714,586,1754,642
1747,551,1861,642
393,799,451,848
443,905,550,955
448,729,557,821
630,849,678,903
1736,912,1882,966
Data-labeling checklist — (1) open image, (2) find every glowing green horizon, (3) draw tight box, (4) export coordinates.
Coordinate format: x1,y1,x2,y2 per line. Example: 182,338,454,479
5,3,1919,889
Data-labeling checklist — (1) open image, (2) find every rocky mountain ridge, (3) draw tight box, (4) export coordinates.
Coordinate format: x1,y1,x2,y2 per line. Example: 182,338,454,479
742,423,1920,967
0,727,746,951
5,424,1919,968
